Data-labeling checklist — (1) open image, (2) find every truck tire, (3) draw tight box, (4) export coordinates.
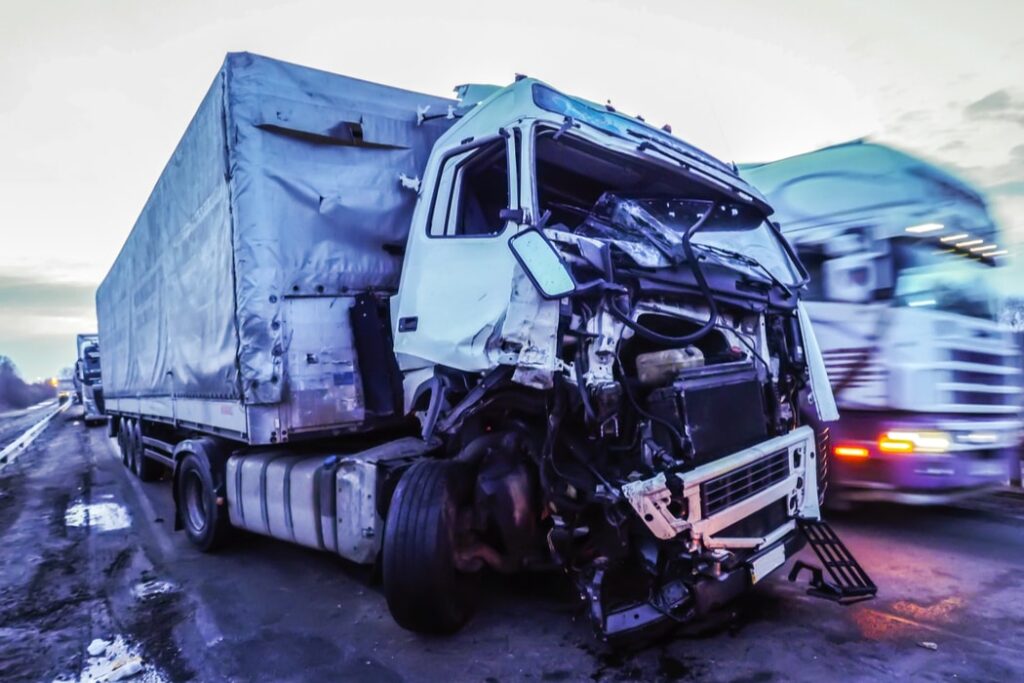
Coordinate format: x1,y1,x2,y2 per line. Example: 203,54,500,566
117,418,130,467
382,460,479,634
176,453,231,552
133,422,162,482
125,419,139,472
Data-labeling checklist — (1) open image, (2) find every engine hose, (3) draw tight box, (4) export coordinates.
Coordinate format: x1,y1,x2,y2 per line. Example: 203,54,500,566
613,354,685,449
574,346,597,424
605,208,719,346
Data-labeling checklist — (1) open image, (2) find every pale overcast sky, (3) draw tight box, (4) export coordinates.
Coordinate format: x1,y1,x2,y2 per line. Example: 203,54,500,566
2,0,1023,379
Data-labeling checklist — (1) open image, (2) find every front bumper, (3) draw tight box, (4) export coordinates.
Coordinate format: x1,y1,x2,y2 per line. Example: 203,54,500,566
579,427,825,640
587,526,807,641
622,426,820,551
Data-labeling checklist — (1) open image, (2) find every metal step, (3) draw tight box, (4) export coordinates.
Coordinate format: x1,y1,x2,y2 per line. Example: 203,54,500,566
788,518,877,605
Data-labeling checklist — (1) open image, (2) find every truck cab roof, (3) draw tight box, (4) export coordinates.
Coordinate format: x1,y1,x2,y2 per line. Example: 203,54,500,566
446,76,771,213
740,140,998,245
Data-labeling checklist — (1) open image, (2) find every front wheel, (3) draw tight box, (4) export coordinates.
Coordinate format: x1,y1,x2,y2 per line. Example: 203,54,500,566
382,460,479,634
176,453,231,552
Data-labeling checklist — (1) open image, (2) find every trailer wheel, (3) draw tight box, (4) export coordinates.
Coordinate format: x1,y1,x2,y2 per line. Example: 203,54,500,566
382,460,479,634
125,419,139,472
176,453,231,552
132,422,162,482
117,418,130,467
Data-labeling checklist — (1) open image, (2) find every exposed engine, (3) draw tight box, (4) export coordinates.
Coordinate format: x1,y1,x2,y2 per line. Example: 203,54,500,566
426,193,822,640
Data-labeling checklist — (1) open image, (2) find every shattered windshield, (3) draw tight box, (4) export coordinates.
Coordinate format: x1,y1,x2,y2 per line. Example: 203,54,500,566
578,194,803,286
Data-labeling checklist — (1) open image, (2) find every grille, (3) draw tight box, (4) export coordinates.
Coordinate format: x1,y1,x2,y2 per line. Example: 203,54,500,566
716,498,788,539
701,450,790,517
952,369,1009,386
947,344,1019,408
952,390,1009,406
951,348,1007,367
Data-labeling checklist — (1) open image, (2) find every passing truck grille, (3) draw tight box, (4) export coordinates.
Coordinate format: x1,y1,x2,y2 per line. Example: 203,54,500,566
951,348,1006,366
700,450,790,517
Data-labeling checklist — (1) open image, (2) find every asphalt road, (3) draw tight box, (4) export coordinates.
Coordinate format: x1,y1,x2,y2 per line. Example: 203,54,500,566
1,407,1022,682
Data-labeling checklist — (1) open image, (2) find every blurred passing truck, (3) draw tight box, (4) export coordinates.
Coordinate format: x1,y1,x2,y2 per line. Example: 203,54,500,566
97,53,875,640
743,142,1023,504
74,334,105,425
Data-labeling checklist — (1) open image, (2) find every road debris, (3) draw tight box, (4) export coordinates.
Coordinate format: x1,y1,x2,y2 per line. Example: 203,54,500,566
87,639,109,657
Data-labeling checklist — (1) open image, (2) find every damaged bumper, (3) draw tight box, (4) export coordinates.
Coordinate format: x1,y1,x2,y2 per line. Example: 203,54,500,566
622,426,820,548
585,427,820,640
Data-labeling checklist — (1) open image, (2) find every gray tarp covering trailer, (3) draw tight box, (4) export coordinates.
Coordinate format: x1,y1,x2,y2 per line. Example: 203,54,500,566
98,53,455,444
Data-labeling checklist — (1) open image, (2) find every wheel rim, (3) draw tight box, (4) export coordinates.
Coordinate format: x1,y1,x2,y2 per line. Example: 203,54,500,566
183,470,208,533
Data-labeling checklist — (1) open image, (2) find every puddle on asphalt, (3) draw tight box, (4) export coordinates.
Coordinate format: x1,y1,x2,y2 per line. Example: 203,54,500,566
64,494,132,532
891,596,964,623
53,634,168,683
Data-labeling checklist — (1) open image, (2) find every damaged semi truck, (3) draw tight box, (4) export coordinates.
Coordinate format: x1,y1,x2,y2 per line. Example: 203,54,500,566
97,53,874,640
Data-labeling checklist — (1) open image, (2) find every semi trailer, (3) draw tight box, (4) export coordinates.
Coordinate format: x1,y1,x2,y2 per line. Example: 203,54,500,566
97,53,874,640
74,333,105,425
742,142,1023,504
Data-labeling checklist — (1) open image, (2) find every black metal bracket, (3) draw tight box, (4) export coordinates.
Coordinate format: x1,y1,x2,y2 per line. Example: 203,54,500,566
789,518,877,605
788,560,866,604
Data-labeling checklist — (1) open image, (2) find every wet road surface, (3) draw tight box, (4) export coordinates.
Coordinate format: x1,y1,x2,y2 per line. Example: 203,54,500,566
1,407,1022,682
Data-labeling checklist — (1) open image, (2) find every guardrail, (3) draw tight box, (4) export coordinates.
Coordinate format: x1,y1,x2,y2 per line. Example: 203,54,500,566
0,401,71,472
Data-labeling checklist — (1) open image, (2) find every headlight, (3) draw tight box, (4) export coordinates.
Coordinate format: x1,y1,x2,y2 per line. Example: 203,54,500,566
879,430,951,455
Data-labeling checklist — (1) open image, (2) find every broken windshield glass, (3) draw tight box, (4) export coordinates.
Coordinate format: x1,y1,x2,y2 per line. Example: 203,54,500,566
578,194,803,286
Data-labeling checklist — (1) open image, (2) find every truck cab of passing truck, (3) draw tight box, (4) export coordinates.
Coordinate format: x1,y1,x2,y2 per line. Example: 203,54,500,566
742,141,1023,504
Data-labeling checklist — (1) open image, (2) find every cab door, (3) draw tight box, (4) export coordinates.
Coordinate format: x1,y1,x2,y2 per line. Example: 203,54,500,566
393,132,525,372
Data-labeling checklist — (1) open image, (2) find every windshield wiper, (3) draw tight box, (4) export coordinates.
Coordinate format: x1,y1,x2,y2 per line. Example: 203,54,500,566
691,242,792,297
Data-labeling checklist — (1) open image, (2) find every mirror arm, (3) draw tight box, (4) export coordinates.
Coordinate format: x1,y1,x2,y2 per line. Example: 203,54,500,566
570,279,627,297
533,209,552,231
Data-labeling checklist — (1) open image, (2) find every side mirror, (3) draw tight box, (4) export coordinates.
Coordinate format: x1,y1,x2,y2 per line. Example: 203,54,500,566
508,229,576,299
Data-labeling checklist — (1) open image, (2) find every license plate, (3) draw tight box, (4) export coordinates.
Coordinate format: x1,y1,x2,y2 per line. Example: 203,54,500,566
969,462,1004,477
750,544,787,584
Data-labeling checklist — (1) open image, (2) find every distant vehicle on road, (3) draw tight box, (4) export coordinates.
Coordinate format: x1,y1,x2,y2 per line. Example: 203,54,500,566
97,53,874,641
742,141,1023,504
74,334,105,425
56,368,75,404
